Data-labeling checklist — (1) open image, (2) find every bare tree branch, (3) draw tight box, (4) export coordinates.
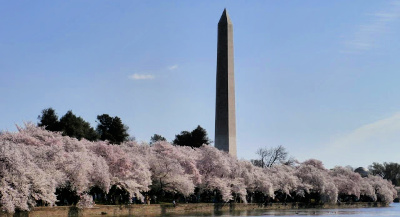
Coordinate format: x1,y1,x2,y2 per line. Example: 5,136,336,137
252,145,289,168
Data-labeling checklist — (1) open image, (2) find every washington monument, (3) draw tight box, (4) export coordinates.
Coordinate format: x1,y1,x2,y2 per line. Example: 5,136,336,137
215,9,237,157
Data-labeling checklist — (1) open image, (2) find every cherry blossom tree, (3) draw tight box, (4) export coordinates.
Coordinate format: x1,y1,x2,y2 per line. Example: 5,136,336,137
329,166,361,199
89,141,151,201
365,175,397,204
0,123,397,212
0,141,58,212
266,165,300,199
295,159,338,203
148,142,196,197
196,145,233,201
360,178,376,201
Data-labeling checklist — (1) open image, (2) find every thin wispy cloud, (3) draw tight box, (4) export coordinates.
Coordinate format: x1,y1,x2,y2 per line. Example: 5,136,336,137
344,1,400,53
168,64,178,71
316,113,400,167
328,113,400,149
128,64,177,81
128,73,155,80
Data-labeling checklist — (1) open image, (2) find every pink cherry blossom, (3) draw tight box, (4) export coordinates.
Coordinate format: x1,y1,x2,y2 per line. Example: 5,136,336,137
0,124,397,212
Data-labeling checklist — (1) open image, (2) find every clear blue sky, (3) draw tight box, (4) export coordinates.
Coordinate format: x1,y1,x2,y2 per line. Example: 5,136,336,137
1,1,400,169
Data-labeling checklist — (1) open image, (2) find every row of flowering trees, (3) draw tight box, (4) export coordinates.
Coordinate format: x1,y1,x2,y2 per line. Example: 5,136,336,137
0,123,397,213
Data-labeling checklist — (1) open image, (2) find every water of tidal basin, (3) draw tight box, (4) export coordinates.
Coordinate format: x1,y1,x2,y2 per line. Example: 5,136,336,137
162,203,400,217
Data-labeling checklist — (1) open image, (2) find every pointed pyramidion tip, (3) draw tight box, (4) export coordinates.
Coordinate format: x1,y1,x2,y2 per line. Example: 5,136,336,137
219,8,232,24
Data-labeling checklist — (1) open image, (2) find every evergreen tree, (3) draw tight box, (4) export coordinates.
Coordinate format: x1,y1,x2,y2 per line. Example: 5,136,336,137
150,134,166,145
173,125,211,148
37,108,61,131
191,126,211,147
96,114,129,144
59,110,99,141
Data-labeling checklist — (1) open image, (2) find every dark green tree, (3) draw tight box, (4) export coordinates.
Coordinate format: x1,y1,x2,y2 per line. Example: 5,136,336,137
191,126,211,147
369,162,400,186
150,134,166,145
38,108,61,131
173,125,211,148
96,114,129,145
173,131,191,146
59,110,99,141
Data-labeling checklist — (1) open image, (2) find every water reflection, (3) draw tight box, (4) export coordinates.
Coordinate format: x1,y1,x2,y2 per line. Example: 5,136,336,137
168,203,400,217
6,203,400,217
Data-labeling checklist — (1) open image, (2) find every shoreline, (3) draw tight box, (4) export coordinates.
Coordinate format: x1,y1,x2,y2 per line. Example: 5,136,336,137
1,202,391,217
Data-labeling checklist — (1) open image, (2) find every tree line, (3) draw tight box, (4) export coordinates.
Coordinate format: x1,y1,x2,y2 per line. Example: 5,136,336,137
40,108,400,190
250,145,400,189
37,108,211,147
0,123,396,213
38,108,129,144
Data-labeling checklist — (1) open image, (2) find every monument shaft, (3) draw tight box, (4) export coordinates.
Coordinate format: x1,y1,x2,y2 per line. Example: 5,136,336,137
215,9,237,157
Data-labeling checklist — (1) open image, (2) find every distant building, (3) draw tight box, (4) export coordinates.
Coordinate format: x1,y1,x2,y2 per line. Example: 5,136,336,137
354,167,369,177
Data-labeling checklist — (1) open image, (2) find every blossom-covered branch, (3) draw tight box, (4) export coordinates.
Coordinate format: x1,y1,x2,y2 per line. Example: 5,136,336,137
0,123,396,213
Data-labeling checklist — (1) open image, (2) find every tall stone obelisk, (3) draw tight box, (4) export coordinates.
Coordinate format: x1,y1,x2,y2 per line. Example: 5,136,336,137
215,9,237,157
